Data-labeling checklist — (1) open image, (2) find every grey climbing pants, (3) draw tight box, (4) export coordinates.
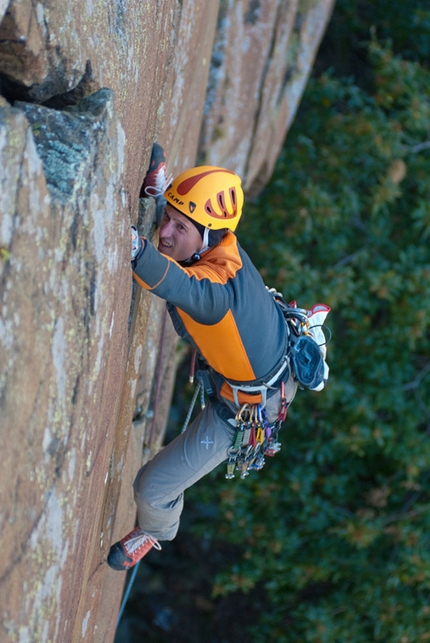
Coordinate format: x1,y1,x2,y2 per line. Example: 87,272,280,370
133,374,297,541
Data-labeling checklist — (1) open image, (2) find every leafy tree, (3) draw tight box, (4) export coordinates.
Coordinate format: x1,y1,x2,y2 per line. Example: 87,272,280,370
186,3,430,641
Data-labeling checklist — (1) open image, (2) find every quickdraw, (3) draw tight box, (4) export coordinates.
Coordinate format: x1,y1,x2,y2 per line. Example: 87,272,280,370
225,381,287,480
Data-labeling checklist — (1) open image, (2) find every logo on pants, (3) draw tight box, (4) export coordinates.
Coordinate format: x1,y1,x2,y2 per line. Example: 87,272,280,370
201,436,215,450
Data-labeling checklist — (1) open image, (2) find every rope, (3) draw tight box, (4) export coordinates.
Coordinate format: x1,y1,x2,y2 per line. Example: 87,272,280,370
116,560,141,626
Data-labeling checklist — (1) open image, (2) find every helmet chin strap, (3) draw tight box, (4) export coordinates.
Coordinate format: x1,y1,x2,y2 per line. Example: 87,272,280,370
200,227,210,252
180,227,210,266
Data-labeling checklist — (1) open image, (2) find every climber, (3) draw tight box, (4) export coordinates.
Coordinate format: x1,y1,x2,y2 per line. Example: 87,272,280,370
107,144,301,571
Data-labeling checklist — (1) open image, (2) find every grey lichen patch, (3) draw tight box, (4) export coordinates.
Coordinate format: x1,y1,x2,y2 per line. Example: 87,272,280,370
283,30,302,85
15,88,114,205
244,0,261,25
298,0,322,11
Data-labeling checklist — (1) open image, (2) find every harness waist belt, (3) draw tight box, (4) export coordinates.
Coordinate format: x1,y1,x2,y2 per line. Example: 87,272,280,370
227,357,290,407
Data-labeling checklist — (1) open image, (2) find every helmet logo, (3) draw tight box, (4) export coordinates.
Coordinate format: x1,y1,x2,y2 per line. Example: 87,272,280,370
189,201,196,213
176,168,236,196
167,191,184,207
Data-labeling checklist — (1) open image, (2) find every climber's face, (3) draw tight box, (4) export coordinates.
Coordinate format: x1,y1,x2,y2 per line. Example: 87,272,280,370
158,204,203,262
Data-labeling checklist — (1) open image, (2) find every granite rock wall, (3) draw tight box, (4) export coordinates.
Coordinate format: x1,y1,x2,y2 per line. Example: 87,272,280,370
0,0,334,640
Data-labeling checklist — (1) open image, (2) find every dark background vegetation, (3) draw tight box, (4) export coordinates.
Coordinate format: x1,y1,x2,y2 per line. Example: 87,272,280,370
116,1,430,640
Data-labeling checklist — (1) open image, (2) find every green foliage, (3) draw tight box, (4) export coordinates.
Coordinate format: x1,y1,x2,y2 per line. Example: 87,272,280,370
314,0,430,80
187,4,430,641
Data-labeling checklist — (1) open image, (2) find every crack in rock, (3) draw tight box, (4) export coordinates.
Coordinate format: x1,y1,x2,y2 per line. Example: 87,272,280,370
15,88,113,204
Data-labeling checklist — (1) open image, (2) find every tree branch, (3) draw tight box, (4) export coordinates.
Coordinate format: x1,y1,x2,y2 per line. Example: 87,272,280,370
403,362,430,391
403,140,430,154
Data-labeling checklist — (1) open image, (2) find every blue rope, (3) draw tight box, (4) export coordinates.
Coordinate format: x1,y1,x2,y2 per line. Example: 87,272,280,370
117,560,141,626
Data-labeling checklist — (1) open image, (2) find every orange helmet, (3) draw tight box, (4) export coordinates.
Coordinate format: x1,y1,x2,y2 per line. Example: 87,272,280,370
164,166,244,231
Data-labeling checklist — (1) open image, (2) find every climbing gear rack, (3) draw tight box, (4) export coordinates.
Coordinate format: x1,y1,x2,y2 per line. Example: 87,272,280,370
225,381,288,479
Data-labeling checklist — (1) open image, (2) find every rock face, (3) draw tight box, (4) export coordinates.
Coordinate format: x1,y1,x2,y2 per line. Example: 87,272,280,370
199,0,335,195
0,0,334,641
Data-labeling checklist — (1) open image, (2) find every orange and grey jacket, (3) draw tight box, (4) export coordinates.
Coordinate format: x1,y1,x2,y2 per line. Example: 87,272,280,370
133,231,288,403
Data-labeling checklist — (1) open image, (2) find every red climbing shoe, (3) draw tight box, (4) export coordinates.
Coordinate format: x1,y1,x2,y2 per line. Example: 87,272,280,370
107,526,162,571
139,143,172,198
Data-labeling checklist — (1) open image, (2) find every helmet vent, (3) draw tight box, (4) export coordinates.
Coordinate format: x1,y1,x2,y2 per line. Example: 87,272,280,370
217,191,227,216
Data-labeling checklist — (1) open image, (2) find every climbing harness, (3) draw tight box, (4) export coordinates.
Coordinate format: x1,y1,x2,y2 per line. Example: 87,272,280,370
180,290,331,481
227,356,289,408
222,292,330,478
